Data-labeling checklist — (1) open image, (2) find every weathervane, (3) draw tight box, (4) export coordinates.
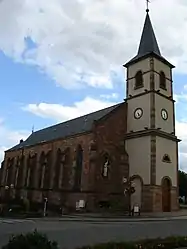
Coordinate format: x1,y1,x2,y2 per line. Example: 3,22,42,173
146,0,150,12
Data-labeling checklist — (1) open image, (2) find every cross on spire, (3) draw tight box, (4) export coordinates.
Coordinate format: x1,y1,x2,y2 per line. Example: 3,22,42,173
32,125,34,133
146,0,150,12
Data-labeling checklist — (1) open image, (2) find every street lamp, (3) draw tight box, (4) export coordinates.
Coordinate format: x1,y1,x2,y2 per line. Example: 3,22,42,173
43,197,48,217
123,177,135,216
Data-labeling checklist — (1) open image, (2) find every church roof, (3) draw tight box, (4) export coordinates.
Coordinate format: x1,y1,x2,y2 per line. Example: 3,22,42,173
7,102,123,152
124,11,174,68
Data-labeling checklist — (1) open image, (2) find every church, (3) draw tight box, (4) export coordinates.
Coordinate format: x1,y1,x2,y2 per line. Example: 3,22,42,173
0,8,180,213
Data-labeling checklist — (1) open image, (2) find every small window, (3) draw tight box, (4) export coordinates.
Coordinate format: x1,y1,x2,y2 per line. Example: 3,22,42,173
162,154,171,163
159,71,166,90
135,70,143,89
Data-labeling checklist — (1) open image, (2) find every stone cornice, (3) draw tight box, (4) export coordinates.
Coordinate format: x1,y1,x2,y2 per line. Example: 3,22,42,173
124,89,175,102
125,129,181,142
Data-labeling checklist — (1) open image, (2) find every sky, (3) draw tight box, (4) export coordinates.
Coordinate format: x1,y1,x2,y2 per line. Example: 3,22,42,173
0,0,187,170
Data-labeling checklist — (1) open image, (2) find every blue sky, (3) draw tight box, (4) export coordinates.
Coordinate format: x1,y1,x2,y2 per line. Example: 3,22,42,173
0,51,124,130
0,0,187,171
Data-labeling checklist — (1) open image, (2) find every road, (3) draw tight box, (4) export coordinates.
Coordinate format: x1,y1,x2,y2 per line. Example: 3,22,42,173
1,218,187,248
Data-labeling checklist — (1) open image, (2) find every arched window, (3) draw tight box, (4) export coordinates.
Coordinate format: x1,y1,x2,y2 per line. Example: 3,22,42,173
17,155,25,188
74,144,83,191
6,158,14,186
38,151,46,189
0,161,4,185
14,157,19,187
5,158,11,186
54,148,69,189
135,70,143,89
25,154,37,188
54,148,62,189
162,154,171,163
61,147,70,189
159,71,166,90
25,156,31,188
43,151,52,189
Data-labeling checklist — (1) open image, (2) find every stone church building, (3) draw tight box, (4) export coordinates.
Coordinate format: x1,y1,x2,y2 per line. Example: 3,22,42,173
0,9,180,212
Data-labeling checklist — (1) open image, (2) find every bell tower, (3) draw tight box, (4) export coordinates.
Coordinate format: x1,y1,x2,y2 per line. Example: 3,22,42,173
124,8,180,212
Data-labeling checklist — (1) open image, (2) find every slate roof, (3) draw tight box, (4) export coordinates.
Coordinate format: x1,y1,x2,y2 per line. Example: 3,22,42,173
137,11,161,58
124,11,174,68
7,102,123,152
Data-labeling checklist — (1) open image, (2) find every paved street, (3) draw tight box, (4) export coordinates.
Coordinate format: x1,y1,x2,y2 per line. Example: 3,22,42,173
1,218,187,248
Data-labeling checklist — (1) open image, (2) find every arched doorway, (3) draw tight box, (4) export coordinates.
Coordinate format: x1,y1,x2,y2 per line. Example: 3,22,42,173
162,177,171,212
131,176,142,210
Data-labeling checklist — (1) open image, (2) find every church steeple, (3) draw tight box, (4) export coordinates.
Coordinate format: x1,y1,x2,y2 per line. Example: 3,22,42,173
137,11,161,58
124,10,174,68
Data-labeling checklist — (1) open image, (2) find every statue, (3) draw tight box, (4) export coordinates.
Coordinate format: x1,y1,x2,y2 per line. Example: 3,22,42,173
103,159,109,177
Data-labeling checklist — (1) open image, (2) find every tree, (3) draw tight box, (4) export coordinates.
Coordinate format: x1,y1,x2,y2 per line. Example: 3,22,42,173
179,170,187,199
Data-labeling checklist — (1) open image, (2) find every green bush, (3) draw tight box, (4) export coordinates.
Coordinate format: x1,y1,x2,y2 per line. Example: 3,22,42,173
2,230,59,249
77,236,187,249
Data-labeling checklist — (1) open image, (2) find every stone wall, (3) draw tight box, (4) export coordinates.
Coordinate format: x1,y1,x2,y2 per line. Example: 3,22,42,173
142,185,179,212
0,102,130,212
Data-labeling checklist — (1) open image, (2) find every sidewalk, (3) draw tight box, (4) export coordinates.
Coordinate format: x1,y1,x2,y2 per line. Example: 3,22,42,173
62,209,187,218
28,209,187,222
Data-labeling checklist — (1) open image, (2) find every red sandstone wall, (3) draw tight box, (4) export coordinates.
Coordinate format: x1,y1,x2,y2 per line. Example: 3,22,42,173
92,102,129,196
1,132,93,203
1,103,129,209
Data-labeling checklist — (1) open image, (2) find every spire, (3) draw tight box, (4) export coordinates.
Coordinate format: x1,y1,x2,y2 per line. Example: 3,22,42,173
124,9,174,68
137,11,161,57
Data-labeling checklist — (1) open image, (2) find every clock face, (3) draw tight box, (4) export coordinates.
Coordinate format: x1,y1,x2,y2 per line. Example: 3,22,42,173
161,109,168,120
134,108,143,119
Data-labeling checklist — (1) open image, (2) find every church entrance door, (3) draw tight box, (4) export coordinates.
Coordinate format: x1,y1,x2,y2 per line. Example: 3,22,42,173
162,178,171,212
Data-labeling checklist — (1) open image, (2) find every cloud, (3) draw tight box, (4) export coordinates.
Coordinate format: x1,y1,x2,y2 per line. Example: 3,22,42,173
23,94,187,172
22,96,118,122
175,94,187,103
100,93,119,100
0,0,187,89
0,120,30,164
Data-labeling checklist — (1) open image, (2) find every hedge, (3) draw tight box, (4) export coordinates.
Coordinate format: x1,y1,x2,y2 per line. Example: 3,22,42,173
2,231,187,249
77,236,187,249
2,230,59,249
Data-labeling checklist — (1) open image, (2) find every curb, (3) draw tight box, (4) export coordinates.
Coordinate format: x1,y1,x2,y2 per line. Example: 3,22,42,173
26,216,187,223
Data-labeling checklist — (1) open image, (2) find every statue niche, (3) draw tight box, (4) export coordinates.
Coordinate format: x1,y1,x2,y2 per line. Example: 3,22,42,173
101,153,110,178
